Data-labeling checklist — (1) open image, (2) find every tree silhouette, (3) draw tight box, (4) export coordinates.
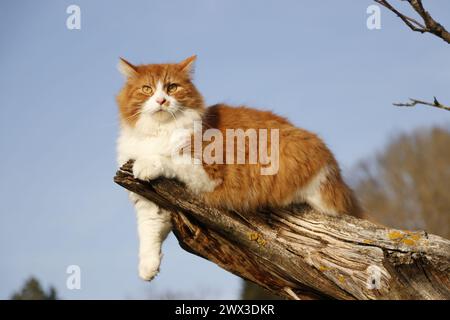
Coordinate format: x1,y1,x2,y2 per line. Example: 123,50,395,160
11,277,58,300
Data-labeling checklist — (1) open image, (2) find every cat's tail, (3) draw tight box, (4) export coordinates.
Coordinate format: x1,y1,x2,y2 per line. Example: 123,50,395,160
332,182,364,218
309,165,365,218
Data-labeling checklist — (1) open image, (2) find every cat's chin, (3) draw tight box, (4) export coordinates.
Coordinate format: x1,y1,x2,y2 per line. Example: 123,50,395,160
150,110,174,123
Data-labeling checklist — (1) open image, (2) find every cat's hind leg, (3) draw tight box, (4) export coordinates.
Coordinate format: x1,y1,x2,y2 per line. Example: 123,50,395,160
130,193,172,281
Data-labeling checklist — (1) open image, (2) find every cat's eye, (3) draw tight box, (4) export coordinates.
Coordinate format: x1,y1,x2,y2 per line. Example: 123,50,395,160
141,85,153,95
167,83,178,94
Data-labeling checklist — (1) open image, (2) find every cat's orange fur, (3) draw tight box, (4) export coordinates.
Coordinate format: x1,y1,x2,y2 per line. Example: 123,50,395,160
117,56,205,126
200,105,362,216
117,56,362,217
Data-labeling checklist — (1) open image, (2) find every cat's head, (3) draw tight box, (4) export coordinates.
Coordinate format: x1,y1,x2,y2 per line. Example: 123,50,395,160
116,55,205,126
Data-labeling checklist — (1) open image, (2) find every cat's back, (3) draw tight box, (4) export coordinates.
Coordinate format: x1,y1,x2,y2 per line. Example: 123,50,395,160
203,104,293,130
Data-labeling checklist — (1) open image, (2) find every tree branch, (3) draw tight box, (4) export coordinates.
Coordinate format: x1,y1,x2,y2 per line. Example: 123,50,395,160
375,0,450,44
393,97,450,111
114,161,450,300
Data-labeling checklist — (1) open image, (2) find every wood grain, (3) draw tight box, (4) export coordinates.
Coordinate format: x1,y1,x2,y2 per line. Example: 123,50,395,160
114,161,450,300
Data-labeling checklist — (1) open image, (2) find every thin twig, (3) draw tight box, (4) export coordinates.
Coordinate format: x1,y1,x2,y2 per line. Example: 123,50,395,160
375,0,426,32
374,0,450,44
393,97,450,112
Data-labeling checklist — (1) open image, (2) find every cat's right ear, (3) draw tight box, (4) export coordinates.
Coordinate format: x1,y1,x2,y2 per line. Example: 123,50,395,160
178,55,197,76
118,57,138,78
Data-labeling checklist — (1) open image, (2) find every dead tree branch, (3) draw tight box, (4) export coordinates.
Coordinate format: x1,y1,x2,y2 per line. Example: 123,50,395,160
375,0,450,44
393,97,450,112
373,1,449,110
114,161,450,300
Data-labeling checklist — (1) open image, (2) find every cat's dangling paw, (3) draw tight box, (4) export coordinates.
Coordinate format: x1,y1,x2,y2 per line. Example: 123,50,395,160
133,157,164,181
138,254,162,281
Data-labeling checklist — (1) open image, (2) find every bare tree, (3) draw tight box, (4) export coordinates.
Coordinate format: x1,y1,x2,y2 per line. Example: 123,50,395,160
354,127,450,239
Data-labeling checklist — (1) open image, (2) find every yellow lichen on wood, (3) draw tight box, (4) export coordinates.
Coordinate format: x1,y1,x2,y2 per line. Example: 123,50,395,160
402,238,417,246
405,232,421,241
248,232,266,247
318,265,330,272
257,238,267,246
388,230,422,246
388,231,404,240
248,232,259,241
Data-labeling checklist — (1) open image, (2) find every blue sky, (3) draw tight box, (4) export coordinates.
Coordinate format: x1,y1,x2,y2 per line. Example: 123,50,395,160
0,0,449,299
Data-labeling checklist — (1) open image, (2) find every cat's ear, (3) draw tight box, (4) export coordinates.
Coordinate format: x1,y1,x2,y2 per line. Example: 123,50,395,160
118,57,138,78
178,55,197,75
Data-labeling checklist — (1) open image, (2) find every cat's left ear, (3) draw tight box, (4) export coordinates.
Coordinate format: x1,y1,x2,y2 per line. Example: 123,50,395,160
118,57,138,78
178,55,197,75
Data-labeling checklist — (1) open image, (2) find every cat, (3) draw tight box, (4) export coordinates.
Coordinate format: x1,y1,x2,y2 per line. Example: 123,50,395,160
116,55,362,281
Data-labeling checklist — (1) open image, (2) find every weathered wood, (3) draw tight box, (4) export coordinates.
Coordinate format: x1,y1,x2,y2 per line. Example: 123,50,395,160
114,161,450,300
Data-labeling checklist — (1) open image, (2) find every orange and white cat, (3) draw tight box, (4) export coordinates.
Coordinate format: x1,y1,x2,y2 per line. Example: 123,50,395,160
116,55,362,281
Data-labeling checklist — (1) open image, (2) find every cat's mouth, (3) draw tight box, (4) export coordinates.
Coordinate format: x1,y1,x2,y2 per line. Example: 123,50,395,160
150,108,174,122
151,107,166,114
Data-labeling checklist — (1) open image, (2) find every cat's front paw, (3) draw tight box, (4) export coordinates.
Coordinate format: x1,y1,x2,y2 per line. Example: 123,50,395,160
133,157,164,181
138,254,162,281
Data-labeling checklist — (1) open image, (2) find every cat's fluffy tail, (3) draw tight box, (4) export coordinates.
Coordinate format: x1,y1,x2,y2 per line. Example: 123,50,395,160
319,167,364,218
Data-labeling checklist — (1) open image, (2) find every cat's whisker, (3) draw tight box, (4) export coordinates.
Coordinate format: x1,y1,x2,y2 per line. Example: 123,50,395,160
168,110,180,127
98,111,143,129
124,109,143,121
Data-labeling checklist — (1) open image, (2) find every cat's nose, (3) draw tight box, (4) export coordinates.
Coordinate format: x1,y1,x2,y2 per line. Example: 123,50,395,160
156,97,167,105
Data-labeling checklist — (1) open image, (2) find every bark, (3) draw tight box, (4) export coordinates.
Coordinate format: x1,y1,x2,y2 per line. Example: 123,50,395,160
114,161,450,300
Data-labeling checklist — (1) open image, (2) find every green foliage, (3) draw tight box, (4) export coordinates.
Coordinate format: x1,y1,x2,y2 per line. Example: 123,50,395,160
11,276,58,300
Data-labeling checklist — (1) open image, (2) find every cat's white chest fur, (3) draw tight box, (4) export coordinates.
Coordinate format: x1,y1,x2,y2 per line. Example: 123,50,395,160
117,110,200,166
117,127,175,165
117,109,217,195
